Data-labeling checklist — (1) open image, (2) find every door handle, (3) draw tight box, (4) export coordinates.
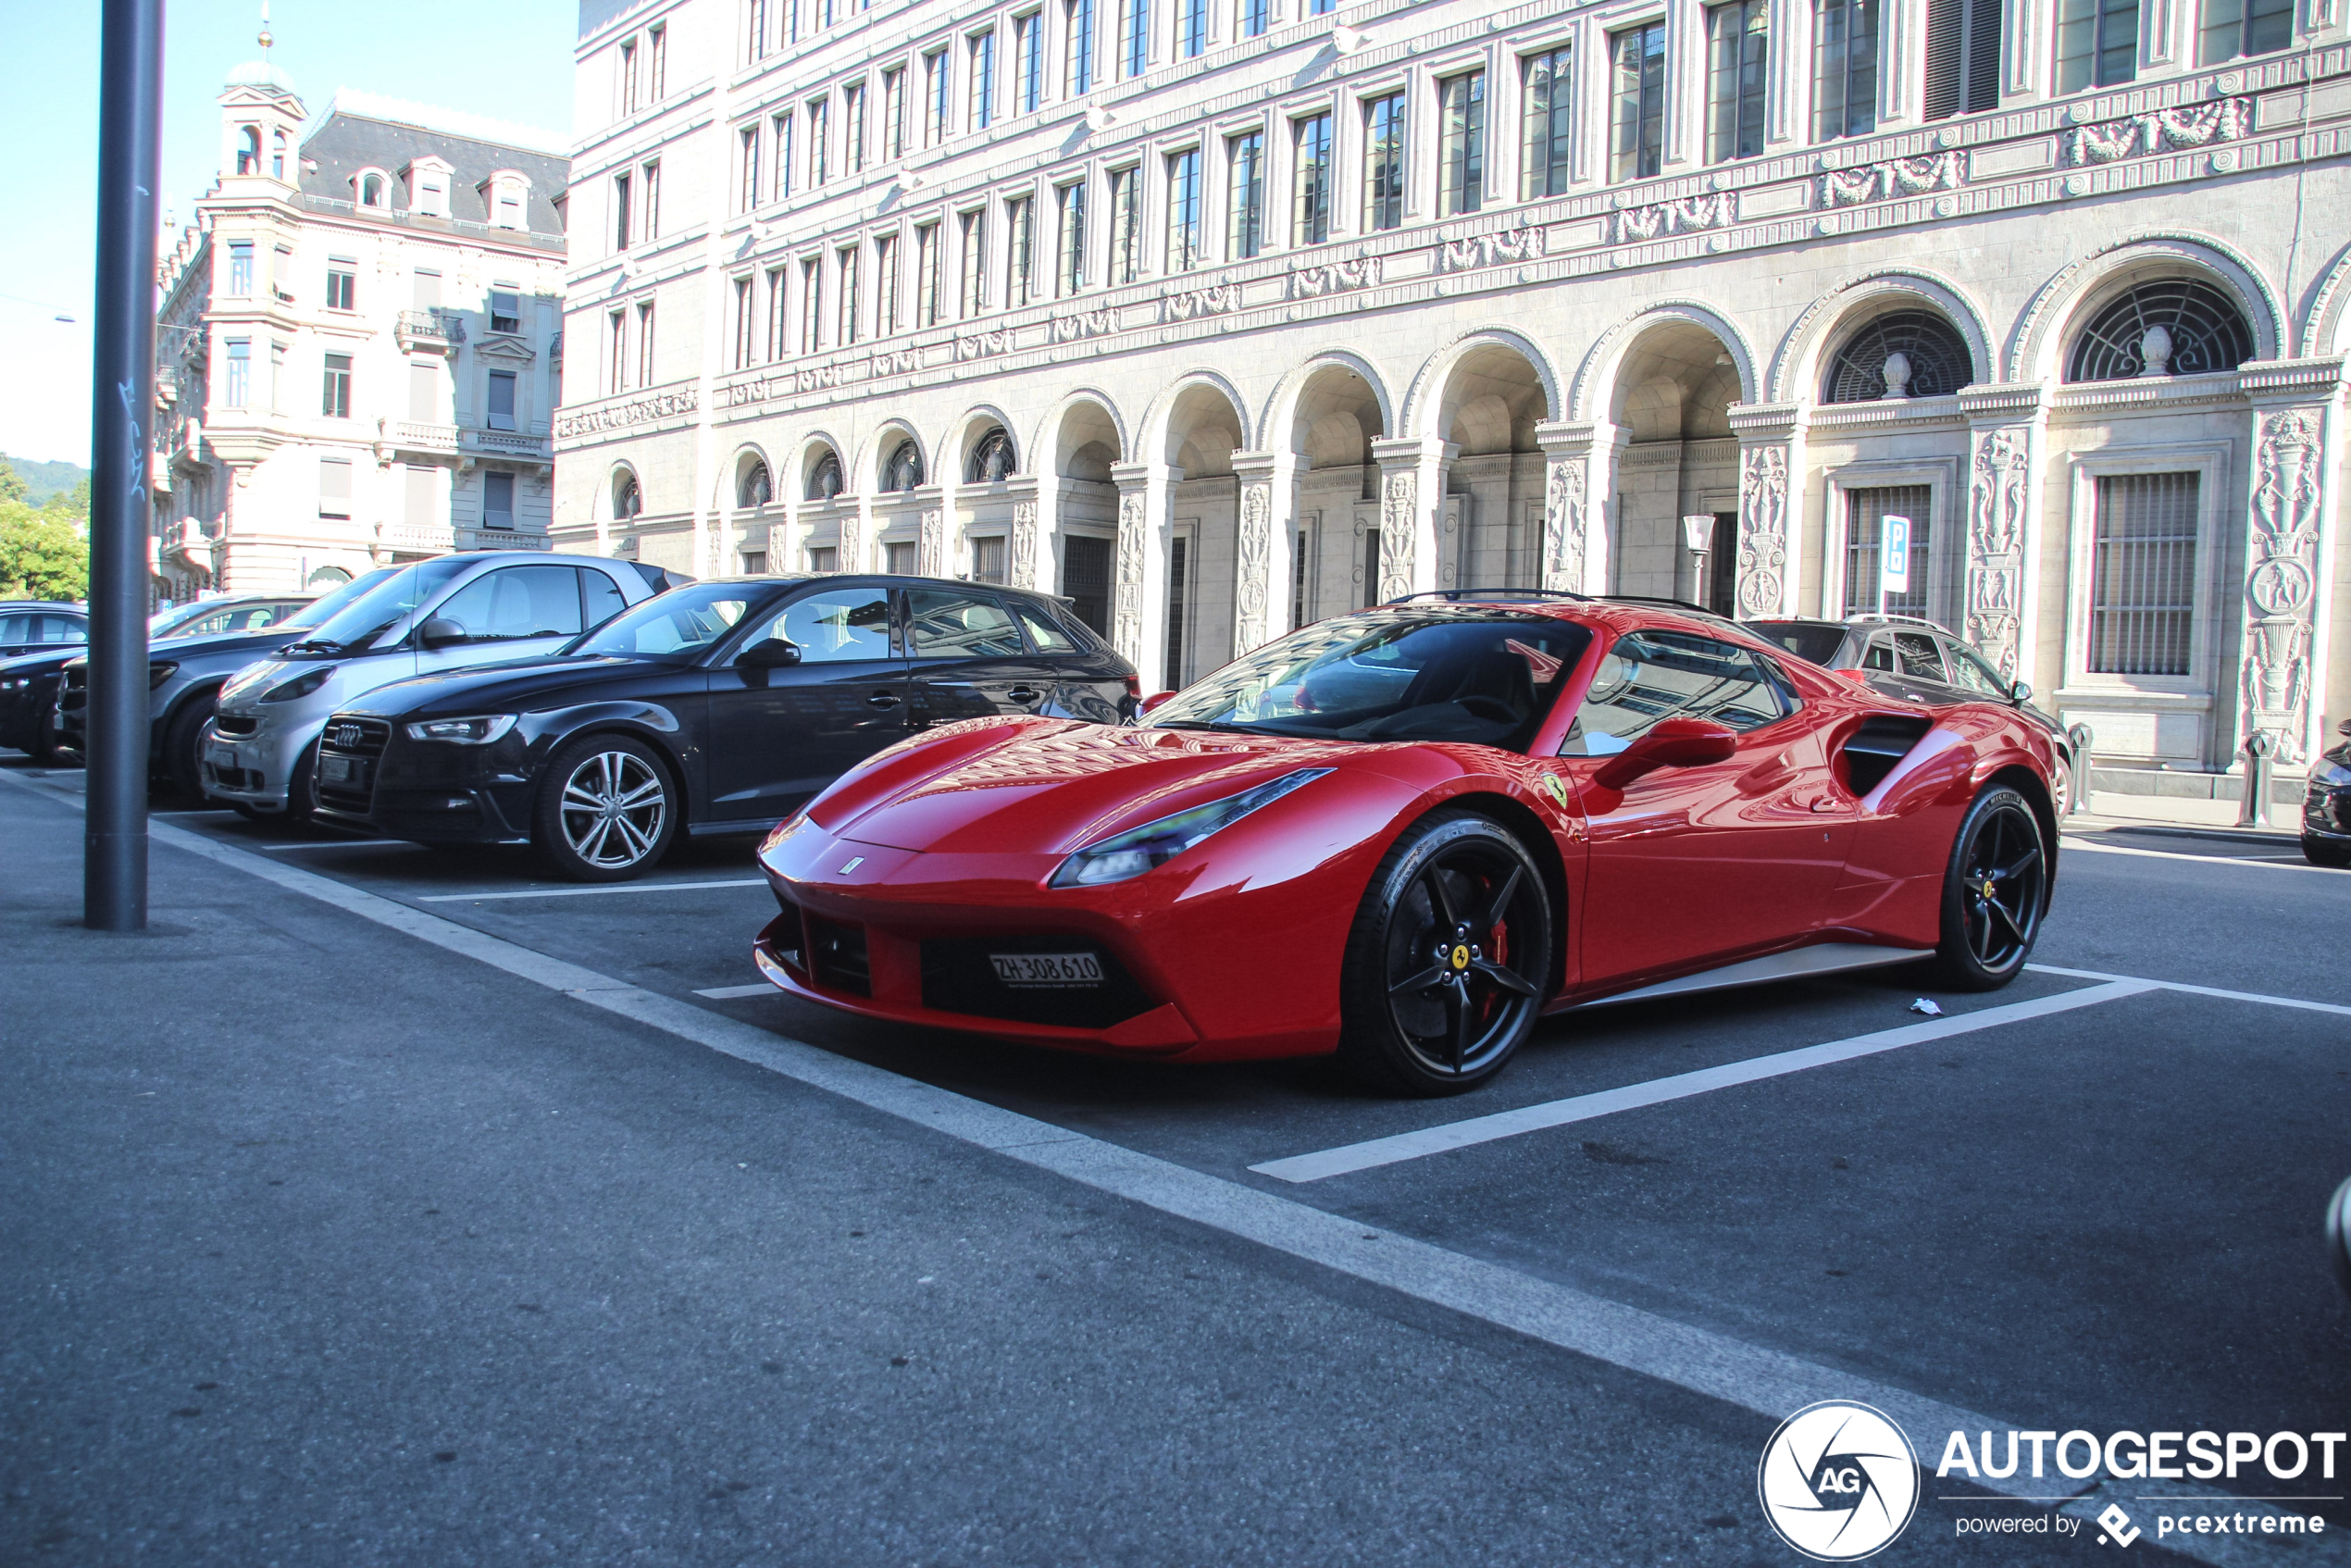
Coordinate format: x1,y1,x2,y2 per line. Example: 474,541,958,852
866,692,902,709
1005,686,1041,704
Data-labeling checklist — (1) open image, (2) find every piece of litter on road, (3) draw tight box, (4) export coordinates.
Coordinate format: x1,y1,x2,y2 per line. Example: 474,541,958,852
1909,998,1944,1016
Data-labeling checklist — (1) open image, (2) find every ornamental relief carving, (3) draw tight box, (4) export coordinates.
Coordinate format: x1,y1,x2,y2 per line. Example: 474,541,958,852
1818,153,1964,208
2241,406,2325,764
954,328,1012,360
1236,481,1274,644
837,513,864,576
1051,306,1115,342
1543,457,1586,593
2063,97,2250,166
1611,194,1736,244
1378,471,1417,603
1439,225,1548,272
916,509,945,577
1113,489,1148,664
1010,500,1039,588
869,347,921,377
1290,255,1383,297
1965,427,2032,678
1163,282,1239,321
1735,445,1790,618
554,387,697,440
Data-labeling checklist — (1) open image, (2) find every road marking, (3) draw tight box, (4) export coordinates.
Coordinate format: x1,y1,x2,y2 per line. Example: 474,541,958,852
695,983,777,1000
2026,963,2351,1019
258,839,412,851
0,770,2333,1568
2061,838,2337,873
1247,981,2155,1184
416,877,767,902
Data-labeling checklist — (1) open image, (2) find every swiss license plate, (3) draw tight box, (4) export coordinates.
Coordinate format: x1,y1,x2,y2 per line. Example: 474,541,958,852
319,754,359,785
989,951,1103,988
206,744,240,771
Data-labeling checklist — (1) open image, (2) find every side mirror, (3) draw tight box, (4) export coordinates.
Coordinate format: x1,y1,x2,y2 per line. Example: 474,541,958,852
2009,679,2034,704
417,616,467,650
737,637,802,668
1591,716,1739,790
1140,690,1178,715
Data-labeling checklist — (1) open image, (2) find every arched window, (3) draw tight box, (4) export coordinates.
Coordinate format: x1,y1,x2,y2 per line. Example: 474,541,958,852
237,126,261,176
271,130,287,180
806,451,844,501
881,439,926,492
738,460,773,508
358,172,386,207
305,564,352,588
965,426,1017,483
1822,309,1975,402
2066,279,2256,382
613,471,643,519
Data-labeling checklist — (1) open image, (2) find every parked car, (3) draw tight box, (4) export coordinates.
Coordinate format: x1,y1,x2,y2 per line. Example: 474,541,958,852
2303,720,2351,868
192,554,690,822
53,568,400,795
0,602,87,658
1748,615,2079,815
0,645,84,763
753,595,2059,1095
154,593,314,641
311,575,1139,881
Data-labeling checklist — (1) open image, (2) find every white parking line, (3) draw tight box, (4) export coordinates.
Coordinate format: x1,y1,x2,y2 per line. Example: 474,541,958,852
416,877,767,902
259,840,412,851
2061,838,2335,873
695,983,777,1000
1247,980,2155,1184
2025,963,2351,1018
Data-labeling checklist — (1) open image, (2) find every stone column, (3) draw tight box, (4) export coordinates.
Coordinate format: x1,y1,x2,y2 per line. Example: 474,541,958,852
1726,404,1805,618
1370,437,1447,602
1008,484,1043,592
1111,461,1157,672
2234,358,2345,768
1533,419,1626,595
1229,450,1297,653
1957,383,2047,686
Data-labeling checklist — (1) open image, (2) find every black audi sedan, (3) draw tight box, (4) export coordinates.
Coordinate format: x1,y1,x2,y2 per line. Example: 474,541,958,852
311,575,1139,880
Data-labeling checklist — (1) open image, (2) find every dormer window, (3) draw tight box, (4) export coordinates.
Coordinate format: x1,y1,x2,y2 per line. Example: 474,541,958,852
355,169,389,208
405,157,455,218
481,169,531,230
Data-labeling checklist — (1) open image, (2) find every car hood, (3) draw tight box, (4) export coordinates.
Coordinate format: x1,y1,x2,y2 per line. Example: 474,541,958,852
0,648,82,678
339,653,670,719
59,626,313,672
813,717,1388,856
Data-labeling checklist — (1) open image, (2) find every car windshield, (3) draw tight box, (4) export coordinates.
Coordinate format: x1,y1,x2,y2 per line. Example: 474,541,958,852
567,582,779,659
150,602,218,637
1146,611,1593,750
281,562,469,653
1748,621,1848,666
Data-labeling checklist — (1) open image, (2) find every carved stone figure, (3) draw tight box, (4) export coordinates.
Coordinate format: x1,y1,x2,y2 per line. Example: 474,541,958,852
917,509,944,577
1113,488,1148,664
1010,500,1039,589
1379,470,1417,604
2239,406,2326,763
1543,457,1586,593
1964,426,2031,677
1236,480,1273,646
1735,446,1789,617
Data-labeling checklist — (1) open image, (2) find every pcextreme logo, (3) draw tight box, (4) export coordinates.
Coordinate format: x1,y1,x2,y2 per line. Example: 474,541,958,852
1758,1400,1922,1561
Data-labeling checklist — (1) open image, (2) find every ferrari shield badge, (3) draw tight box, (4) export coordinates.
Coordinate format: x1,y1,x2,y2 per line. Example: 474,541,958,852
1538,774,1570,808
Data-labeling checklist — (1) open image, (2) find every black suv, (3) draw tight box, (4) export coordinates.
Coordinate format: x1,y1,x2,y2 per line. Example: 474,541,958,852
2304,720,2351,869
312,575,1139,880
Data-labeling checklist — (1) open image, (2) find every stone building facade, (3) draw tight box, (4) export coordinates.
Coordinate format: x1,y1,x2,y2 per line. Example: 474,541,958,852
155,62,570,600
555,0,2351,784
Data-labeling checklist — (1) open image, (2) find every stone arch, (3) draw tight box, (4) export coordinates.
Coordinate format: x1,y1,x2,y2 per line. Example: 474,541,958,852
2296,240,2351,358
1048,394,1126,480
1568,302,1760,422
1770,269,1996,404
1261,350,1398,459
1141,368,1252,476
1154,375,1250,478
2008,232,2283,382
866,421,927,493
1402,328,1560,441
949,404,1021,483
798,432,848,501
605,460,644,522
723,442,776,510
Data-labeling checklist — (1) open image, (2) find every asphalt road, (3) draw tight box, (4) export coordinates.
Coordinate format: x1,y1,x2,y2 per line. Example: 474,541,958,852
3,754,2346,1567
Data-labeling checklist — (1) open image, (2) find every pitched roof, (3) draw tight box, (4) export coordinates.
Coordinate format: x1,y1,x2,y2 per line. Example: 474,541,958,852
298,92,569,240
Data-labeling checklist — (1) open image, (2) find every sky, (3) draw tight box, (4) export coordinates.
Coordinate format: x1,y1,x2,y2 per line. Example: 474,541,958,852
0,0,578,470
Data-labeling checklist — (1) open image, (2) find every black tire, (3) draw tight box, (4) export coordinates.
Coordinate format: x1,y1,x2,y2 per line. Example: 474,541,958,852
30,707,71,768
1337,812,1553,1096
1927,785,2048,991
532,734,679,883
285,738,321,824
2050,750,2074,819
2304,835,2351,870
163,692,217,800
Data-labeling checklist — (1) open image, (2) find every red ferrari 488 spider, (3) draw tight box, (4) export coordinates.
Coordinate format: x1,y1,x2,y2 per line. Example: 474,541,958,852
753,592,2059,1094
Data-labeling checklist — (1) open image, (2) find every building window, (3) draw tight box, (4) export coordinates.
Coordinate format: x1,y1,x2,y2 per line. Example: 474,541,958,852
1292,114,1332,245
883,439,926,491
810,98,831,185
882,68,906,159
845,82,868,171
1066,0,1097,93
483,471,516,530
1360,528,1380,606
741,549,769,574
973,536,1008,583
2056,0,2139,91
765,268,789,359
1176,0,1208,58
875,233,901,332
636,302,656,387
614,170,633,250
1006,195,1037,307
236,126,260,176
2064,279,2255,381
227,241,253,296
802,257,825,350
1225,131,1265,259
1239,0,1268,39
809,545,839,572
1162,535,1188,689
734,276,756,367
740,127,762,211
741,460,775,508
1108,166,1141,283
649,24,666,97
359,172,386,207
960,208,990,315
1842,486,1931,616
968,427,1017,482
621,37,641,111
1362,93,1405,230
1520,47,1573,199
1309,0,1336,12
1063,534,1112,635
969,31,997,130
2088,472,2196,676
886,541,917,574
1925,0,2001,118
1014,12,1044,111
326,262,356,311
489,289,522,335
488,369,519,429
840,246,863,343
746,0,766,61
1056,181,1088,295
1814,0,1880,141
1437,71,1486,216
319,455,354,518
924,49,951,144
492,182,525,229
268,341,286,414
1290,518,1313,628
613,470,641,519
321,353,353,419
773,113,795,201
916,221,943,326
223,339,250,408
1822,309,1975,401
1706,2,1770,163
607,310,628,393
1119,0,1150,78
1165,147,1201,272
1611,23,1667,180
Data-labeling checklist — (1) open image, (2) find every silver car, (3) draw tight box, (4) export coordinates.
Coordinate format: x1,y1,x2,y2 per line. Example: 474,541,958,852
204,552,684,818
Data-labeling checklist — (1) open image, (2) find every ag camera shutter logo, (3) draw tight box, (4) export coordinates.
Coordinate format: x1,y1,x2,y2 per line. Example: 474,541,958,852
1758,1400,1921,1560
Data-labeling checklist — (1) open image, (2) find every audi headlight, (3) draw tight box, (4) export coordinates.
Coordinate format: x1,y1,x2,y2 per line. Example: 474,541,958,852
260,666,335,703
147,661,180,690
1049,768,1332,889
404,714,516,745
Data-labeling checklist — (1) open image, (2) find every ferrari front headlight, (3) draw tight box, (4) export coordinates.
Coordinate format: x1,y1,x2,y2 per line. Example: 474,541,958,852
1048,768,1332,889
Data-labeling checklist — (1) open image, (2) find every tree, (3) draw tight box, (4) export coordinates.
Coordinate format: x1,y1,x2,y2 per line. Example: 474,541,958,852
42,477,91,520
0,457,27,505
0,500,89,601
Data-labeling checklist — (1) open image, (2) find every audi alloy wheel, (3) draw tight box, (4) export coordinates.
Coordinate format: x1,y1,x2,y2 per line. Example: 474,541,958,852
534,734,679,882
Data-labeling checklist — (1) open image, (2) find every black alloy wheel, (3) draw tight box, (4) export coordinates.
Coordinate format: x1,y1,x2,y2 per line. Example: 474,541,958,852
1339,812,1553,1096
1929,785,2047,990
533,733,679,882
